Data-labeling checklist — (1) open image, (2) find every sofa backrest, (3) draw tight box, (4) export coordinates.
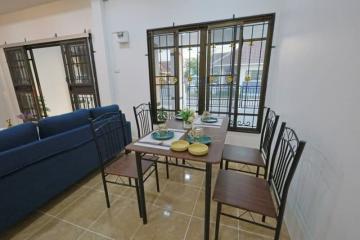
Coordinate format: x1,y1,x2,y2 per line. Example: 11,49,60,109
38,109,90,138
90,105,120,119
0,122,38,152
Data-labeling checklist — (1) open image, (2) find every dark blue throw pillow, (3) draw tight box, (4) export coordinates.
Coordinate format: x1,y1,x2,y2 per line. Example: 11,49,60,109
0,122,38,152
38,109,90,138
90,105,120,119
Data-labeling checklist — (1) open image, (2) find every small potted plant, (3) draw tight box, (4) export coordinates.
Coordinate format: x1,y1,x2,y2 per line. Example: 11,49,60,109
179,109,195,130
17,112,34,122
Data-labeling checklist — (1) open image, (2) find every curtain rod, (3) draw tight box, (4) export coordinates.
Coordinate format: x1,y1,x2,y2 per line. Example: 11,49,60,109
0,32,90,49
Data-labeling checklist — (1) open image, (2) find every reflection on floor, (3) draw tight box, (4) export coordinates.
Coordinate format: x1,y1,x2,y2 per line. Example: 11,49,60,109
1,158,291,240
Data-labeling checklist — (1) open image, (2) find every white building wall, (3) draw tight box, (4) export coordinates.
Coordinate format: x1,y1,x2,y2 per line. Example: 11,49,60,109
266,0,360,239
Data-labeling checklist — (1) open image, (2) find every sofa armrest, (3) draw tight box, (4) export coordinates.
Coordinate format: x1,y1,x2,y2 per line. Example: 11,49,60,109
125,121,132,145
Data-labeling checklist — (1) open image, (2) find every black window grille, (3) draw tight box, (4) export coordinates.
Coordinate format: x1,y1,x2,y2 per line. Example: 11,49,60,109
4,47,42,120
148,14,275,132
61,38,100,110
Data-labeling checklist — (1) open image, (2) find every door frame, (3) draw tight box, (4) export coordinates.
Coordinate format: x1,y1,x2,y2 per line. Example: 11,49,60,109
3,33,101,118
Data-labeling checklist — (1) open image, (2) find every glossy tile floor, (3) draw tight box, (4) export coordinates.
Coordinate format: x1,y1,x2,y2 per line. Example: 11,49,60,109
1,157,290,240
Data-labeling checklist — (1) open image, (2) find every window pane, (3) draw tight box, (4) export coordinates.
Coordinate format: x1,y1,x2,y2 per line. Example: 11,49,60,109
154,48,175,77
237,38,266,129
179,31,200,112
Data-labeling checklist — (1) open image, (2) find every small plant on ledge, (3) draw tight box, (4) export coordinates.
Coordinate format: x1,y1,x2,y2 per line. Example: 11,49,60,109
17,112,34,122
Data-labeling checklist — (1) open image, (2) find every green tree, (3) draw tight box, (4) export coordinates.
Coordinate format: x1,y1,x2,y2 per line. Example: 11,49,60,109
184,58,198,78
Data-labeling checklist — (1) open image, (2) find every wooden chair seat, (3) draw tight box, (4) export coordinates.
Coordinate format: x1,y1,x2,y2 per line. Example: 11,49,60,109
105,154,157,179
222,144,265,167
213,169,277,218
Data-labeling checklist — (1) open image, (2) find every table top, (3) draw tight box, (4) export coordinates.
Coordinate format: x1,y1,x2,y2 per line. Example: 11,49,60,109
125,117,229,164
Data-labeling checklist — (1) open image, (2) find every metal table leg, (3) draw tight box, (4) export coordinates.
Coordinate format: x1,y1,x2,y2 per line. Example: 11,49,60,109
204,162,212,240
135,151,147,224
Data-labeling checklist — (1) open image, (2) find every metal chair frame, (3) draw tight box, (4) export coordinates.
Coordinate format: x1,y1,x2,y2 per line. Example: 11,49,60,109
215,122,306,240
222,107,279,178
90,112,160,218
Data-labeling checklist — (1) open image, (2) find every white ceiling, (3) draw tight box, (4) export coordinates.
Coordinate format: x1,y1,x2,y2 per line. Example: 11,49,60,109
0,0,60,14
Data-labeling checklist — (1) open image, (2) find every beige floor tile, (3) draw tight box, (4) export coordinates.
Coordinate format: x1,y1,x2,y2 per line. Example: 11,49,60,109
94,175,128,196
57,189,115,228
238,230,271,240
0,212,52,240
166,167,204,187
77,172,102,189
237,211,273,236
132,206,190,240
184,217,214,240
88,198,141,240
2,167,291,240
193,191,239,227
27,218,84,240
185,217,238,240
119,175,164,205
154,181,199,215
77,231,113,240
40,185,90,216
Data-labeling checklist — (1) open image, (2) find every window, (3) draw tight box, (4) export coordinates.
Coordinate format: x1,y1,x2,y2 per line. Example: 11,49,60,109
4,35,100,120
147,14,275,132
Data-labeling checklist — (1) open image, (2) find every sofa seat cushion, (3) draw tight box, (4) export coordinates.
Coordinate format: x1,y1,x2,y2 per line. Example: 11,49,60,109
0,122,38,152
90,105,120,119
38,109,90,138
0,124,94,179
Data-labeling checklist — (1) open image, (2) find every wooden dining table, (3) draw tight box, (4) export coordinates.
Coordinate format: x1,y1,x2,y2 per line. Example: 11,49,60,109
125,117,229,240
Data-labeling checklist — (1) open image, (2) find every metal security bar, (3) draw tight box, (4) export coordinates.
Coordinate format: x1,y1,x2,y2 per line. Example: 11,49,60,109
179,30,201,112
206,25,241,126
61,37,100,110
147,14,275,132
150,31,179,121
4,47,42,120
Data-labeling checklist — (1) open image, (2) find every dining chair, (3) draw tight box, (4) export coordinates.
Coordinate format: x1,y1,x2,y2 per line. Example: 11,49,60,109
221,108,279,178
133,103,175,178
90,112,160,217
213,122,306,240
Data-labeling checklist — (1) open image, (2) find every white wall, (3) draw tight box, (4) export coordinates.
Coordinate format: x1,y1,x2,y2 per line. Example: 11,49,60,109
100,0,279,141
32,46,72,116
0,0,92,124
266,0,360,239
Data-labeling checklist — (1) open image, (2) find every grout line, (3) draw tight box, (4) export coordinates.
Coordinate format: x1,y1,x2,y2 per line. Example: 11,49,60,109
75,195,135,240
183,170,205,240
28,167,276,240
40,211,115,240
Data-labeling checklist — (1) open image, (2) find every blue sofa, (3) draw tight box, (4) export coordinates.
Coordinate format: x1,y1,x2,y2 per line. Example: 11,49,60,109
0,105,132,233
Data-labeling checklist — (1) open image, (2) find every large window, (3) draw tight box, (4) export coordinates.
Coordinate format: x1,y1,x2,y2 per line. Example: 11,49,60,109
147,14,274,132
4,35,100,120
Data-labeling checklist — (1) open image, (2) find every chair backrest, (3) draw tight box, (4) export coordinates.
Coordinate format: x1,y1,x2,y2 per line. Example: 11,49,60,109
133,103,153,138
260,108,279,164
90,112,125,165
268,122,306,208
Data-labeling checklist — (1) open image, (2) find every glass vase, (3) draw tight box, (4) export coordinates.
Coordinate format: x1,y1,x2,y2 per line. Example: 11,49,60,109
183,121,192,130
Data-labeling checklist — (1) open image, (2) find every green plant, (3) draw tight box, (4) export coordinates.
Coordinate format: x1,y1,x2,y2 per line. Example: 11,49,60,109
179,109,195,123
184,58,199,79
